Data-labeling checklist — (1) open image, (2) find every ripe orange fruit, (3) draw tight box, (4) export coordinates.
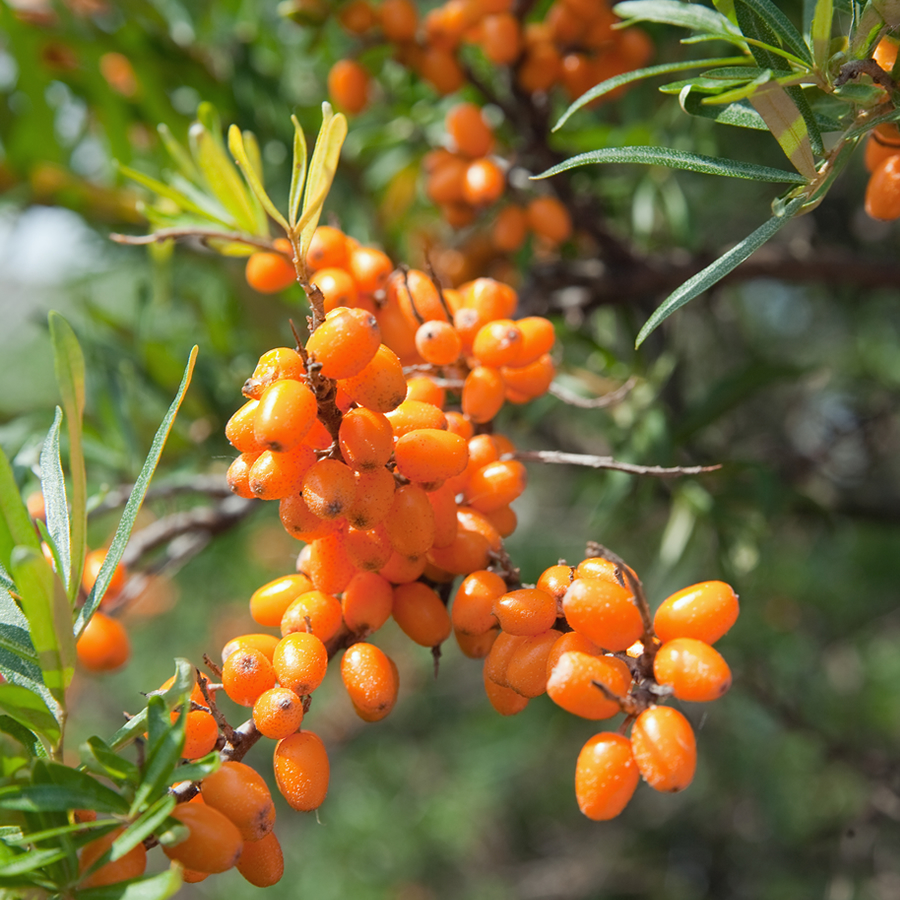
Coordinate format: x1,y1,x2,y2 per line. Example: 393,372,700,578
527,196,573,245
79,826,147,887
201,761,276,841
237,831,284,887
76,612,129,672
163,803,243,873
653,580,739,645
546,651,631,719
341,642,400,721
221,647,277,707
866,154,900,220
245,241,296,293
273,631,329,695
652,637,732,702
445,102,494,158
630,705,696,792
392,581,451,647
328,59,371,114
562,576,643,652
273,731,330,811
574,732,639,820
82,548,127,604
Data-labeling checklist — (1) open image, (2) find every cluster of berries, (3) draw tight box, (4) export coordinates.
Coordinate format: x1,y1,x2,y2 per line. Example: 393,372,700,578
455,565,737,818
863,37,900,221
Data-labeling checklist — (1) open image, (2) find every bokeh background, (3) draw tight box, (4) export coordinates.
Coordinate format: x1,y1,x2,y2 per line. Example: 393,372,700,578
2,0,900,898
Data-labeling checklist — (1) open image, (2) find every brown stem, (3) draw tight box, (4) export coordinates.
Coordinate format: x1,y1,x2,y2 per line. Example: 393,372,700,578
548,376,636,409
513,449,722,478
110,228,278,253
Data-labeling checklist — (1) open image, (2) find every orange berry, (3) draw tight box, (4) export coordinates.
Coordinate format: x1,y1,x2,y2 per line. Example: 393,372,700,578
480,12,521,64
248,444,317,501
389,268,449,327
307,529,359,594
462,277,518,321
404,375,446,408
243,347,306,401
306,226,349,272
461,366,505,423
546,651,631,719
179,710,220,760
302,459,357,520
349,245,394,293
575,732,639,820
518,40,562,93
455,626,498,659
452,569,505,635
501,353,555,399
418,46,465,94
866,154,900,220
380,0,418,41
527,196,572,245
378,549,427,584
79,826,147,888
493,588,557,636
483,668,529,715
201,761,276,842
483,630,525,687
513,316,555,366
874,35,899,72
342,570,394,633
328,58,370,114
630,706,696,792
492,205,528,252
222,647,277,707
341,642,400,721
536,564,574,604
339,344,407,412
384,483,436,557
386,399,448,437
653,581,739,645
562,576,643,652
254,379,317,453
82,548,127,606
226,399,264,453
464,459,527,512
344,523,392,572
394,429,468,485
346,466,395,528
163,803,243,873
250,574,315,628
472,319,523,367
246,248,296,294
427,527,491,574
652,638,732,702
428,481,461,548
237,831,284,887
253,686,305,739
545,631,601,676
415,320,462,365
279,494,340,543
426,153,468,205
865,125,900,172
307,307,381,379
273,631,329,695
280,590,344,644
484,503,516,537
311,266,359,313
462,158,505,207
273,731,330,811
339,0,377,33
445,410,474,440
223,633,280,665
392,581,451,646
445,102,494,158
339,407,394,470
505,628,561,697
76,612,129,672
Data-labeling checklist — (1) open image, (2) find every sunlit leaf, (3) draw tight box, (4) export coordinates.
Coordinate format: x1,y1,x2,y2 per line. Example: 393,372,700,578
82,736,141,786
735,0,812,62
289,114,309,227
0,714,47,758
613,0,741,35
748,82,818,177
811,0,835,70
227,124,288,233
117,165,227,225
156,124,201,183
39,409,70,594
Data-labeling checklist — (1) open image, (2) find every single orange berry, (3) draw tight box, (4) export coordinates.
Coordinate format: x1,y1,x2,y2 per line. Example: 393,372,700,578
253,686,305,739
493,588,557,636
480,12,522,64
462,158,505,207
248,444,317,501
328,58,370,114
342,570,394,633
346,466,395,529
386,399,448,437
384,483,436,557
415,320,462,365
575,732,639,820
163,803,243,873
82,548,128,604
246,245,296,294
280,590,344,644
394,429,468,485
445,102,494,158
222,633,281,665
349,245,394,294
527,196,572,245
302,459,357,520
455,626,499,659
273,731,330,811
341,642,400,721
254,379,317,453
505,628,562,697
652,638,732,702
630,705,697,793
464,459,527,513
250,574,315,628
201,761,276,842
339,407,394,470
273,631,329,695
242,347,306,400
338,344,407,412
76,612,129,672
237,830,284,887
461,366,505,424
380,0,417,41
222,647,277,707
653,581,739,645
491,204,528,252
866,154,900,220
483,668,529,715
306,307,381,379
452,569,504,635
392,581,452,647
562,576,643,652
546,651,631,719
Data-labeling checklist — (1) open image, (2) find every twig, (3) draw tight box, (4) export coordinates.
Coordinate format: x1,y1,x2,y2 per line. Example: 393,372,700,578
835,58,897,91
88,475,234,517
512,450,722,477
549,376,637,409
109,228,279,253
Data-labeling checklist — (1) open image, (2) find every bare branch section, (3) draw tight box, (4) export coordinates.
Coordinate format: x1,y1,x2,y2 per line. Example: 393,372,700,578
513,450,722,478
89,474,235,518
549,376,637,409
110,228,279,253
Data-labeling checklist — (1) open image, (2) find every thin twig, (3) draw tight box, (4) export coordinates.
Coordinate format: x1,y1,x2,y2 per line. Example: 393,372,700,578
549,376,637,409
88,475,234,518
512,450,722,477
110,228,279,253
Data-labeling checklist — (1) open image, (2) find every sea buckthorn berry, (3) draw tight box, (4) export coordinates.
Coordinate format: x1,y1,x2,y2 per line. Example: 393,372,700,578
575,557,632,584
390,268,449,326
428,482,460,548
492,204,528,252
546,651,631,719
82,548,127,605
341,642,400,721
518,40,562,92
222,647,277,707
653,581,739,645
456,507,501,551
280,590,344,643
250,574,314,628
248,445,316,501
386,399,448,437
630,706,697,793
428,527,491,574
302,416,333,451
562,576,643,652
254,379,317,453
385,484,436,557
462,158,505,207
537,564,574,604
462,366,505,423
237,831,284,888
865,123,900,172
445,411,474,440
311,267,359,313
76,612,129,672
512,316,556,363
473,319,524,367
246,244,296,294
79,826,147,888
480,12,522,64
452,570,505,635
420,47,466,95
493,588,558,636
223,633,280,664
465,459,528,513
339,0,377,33
302,459,357,520
505,628,562,697
404,375,446,408
426,154,468,205
874,35,899,72
347,466,395,528
201,761,276,842
182,870,208,884
527,196,573,245
866,154,900,221
226,400,264,453
484,669,530,715
328,58,370,114
484,504,516,537
171,704,218,760
339,408,394,470
342,570,394,633
378,549,427,584
344,523,392,572
446,102,494,158
392,581,452,647
415,320,462,365
339,344,407,412
307,225,349,272
653,638,732,702
243,348,306,400
502,355,555,399
380,0,417,41
163,803,243,873
546,631,601,676
278,495,339,543
575,733,640,821
349,245,393,294
462,277,518,322
307,307,382,379
483,630,526,687
307,530,358,594
273,631,329,695
395,429,467,485
273,731,330,811
456,626,499,658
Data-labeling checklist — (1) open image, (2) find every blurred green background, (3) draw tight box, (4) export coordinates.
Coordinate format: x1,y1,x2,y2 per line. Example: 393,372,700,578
2,0,900,898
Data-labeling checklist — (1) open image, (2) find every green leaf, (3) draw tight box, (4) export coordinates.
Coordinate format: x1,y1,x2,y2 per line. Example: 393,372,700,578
117,165,228,226
681,31,811,68
635,197,805,347
130,696,186,815
298,103,349,266
0,845,70,878
533,146,807,182
0,581,38,661
748,82,818,177
0,684,60,741
289,114,309,227
735,0,812,62
157,123,201,183
39,408,71,594
11,545,73,704
0,782,127,814
76,347,198,637
227,124,288,233
842,106,900,142
165,751,220,786
0,445,41,575
49,312,86,604
82,735,141,786
0,714,47,757
552,56,749,131
613,0,741,35
3,818,116,847
811,0,835,70
74,866,183,900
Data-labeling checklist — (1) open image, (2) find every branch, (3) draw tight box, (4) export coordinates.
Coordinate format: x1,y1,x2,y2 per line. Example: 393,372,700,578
512,449,722,477
88,474,235,518
549,376,636,409
109,228,280,253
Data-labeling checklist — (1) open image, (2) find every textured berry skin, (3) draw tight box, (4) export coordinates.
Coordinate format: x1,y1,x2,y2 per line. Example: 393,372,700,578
575,732,639,820
253,686,305,739
562,576,643,652
653,581,739,645
237,831,285,887
273,731,330,811
201,761,276,841
163,803,243,873
652,638,732,702
341,642,399,721
630,706,697,793
222,647,277,707
546,651,631,719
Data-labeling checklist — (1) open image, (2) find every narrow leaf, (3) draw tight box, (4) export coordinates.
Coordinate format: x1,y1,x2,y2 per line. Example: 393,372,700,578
165,751,220,785
227,124,289,232
288,114,309,227
0,782,127,814
0,446,41,574
613,0,741,35
0,845,69,877
73,866,183,900
749,82,818,177
156,123,201,182
635,197,804,347
0,582,38,661
811,0,835,70
681,31,812,68
552,56,749,131
76,347,198,637
49,312,86,603
117,165,228,225
735,0,812,62
0,714,47,757
534,146,807,182
241,130,270,235
83,735,141,786
130,697,186,814
39,408,70,594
